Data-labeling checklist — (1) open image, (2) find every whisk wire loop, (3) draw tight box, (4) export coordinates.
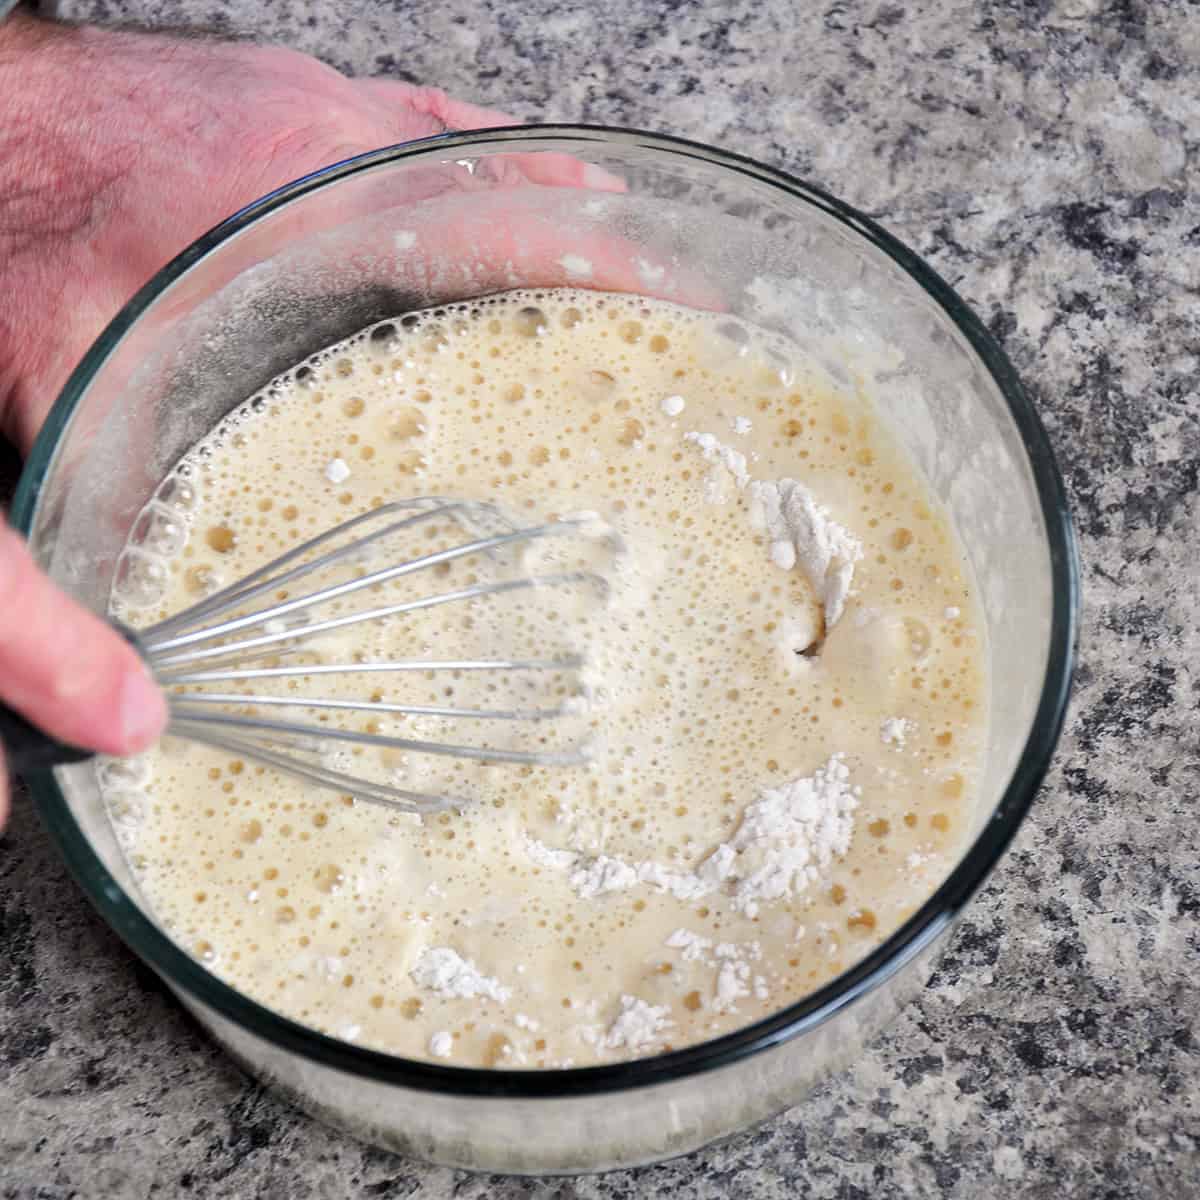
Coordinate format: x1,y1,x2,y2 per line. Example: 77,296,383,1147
127,499,611,814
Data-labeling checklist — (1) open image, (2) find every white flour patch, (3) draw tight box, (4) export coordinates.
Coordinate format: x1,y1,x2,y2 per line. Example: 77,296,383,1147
428,1031,453,1057
774,611,822,670
665,931,767,1011
410,947,511,1003
527,757,858,920
715,959,751,1011
525,836,577,872
880,717,910,748
603,995,672,1051
722,755,860,917
570,855,639,899
683,430,750,500
679,434,860,633
665,928,713,962
747,479,863,627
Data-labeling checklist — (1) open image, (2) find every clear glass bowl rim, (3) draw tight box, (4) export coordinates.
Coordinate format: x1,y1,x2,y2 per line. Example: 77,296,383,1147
10,124,1079,1100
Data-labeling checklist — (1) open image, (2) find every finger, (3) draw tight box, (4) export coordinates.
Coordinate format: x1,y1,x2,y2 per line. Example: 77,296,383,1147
479,149,628,193
409,86,521,134
0,523,167,757
354,79,518,132
354,80,627,193
407,88,628,192
390,195,727,312
401,92,629,192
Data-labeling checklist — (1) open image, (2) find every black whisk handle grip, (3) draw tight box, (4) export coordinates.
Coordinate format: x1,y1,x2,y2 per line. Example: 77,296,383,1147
0,704,95,772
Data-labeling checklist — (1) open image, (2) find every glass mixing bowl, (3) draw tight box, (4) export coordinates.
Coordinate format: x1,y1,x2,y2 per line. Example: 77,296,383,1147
11,127,1078,1174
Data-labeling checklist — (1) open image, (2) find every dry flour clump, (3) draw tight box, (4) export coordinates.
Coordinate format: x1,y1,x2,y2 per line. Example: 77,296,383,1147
410,947,511,1003
723,754,860,917
522,756,859,920
603,995,673,1050
747,479,863,628
663,932,768,1013
570,855,639,899
665,928,714,962
524,835,577,872
683,430,750,500
680,432,861,632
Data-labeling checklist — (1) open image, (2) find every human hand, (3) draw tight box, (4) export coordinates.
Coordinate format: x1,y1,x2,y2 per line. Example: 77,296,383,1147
0,10,613,454
0,522,167,829
0,11,619,826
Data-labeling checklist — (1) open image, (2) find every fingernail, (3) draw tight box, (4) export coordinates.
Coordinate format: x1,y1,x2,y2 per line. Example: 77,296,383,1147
120,668,168,751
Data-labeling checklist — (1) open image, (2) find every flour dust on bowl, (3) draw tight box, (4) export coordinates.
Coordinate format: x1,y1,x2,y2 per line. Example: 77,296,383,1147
12,127,1077,1174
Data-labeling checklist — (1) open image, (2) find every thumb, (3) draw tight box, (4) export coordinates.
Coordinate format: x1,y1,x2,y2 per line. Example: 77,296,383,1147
0,523,167,757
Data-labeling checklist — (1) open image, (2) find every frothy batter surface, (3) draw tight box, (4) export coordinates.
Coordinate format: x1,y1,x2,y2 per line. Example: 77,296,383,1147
105,289,987,1067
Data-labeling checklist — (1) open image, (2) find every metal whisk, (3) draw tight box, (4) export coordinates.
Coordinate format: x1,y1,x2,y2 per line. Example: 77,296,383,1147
1,498,613,813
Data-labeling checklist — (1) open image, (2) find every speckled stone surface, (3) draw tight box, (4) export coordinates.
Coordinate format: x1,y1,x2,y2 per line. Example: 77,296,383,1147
3,0,1198,1195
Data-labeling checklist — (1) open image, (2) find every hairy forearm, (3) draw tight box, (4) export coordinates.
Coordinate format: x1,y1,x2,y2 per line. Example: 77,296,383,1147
0,12,315,451
0,12,538,455
0,13,100,445
0,17,116,249
0,13,168,449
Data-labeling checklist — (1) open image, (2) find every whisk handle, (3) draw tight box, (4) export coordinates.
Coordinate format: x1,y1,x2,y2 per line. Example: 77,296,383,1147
0,704,94,772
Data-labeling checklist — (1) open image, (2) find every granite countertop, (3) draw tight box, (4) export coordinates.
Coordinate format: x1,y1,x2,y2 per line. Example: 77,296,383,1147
3,1,1197,1196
